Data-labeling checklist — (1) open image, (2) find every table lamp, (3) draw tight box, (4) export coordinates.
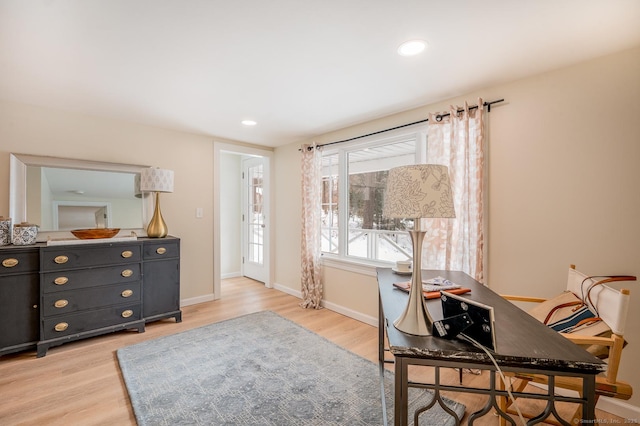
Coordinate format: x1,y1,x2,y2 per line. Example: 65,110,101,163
383,164,455,336
140,167,174,238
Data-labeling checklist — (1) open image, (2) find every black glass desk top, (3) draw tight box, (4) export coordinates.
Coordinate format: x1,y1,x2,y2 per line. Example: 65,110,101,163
377,267,605,374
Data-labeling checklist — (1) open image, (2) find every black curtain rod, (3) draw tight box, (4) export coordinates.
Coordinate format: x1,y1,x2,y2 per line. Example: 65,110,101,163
302,98,504,151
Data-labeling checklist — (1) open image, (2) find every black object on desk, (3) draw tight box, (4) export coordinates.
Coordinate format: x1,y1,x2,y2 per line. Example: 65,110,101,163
377,267,605,426
440,290,497,351
432,312,473,340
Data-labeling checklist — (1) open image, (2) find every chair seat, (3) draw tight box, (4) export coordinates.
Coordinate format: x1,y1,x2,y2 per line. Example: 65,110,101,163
513,372,633,400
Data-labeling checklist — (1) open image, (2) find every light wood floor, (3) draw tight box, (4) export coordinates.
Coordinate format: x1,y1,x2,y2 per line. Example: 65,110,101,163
0,277,625,425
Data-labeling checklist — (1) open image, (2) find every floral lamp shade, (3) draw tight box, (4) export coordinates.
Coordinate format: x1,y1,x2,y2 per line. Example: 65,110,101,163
383,164,455,220
140,168,174,193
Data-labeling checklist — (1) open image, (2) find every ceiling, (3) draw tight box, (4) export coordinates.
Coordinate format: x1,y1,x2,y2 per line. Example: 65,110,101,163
1,1,639,148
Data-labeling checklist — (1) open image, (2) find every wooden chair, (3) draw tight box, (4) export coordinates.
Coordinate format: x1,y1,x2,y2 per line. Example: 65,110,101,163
497,264,636,425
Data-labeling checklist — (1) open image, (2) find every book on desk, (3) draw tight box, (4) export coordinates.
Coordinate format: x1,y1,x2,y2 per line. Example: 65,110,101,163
392,278,471,300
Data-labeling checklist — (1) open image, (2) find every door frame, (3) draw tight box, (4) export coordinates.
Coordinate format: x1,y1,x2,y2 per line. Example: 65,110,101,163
213,141,274,300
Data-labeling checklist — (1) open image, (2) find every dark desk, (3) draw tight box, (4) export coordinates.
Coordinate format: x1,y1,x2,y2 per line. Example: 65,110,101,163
377,268,605,425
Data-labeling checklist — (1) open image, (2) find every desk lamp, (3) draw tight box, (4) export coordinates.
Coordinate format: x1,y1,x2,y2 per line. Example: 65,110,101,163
383,164,455,336
140,167,174,238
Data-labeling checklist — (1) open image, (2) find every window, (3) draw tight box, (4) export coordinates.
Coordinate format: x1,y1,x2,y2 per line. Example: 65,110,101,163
321,128,427,264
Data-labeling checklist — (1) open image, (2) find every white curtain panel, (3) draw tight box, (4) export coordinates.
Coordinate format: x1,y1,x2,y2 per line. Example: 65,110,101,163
300,144,323,309
425,99,486,283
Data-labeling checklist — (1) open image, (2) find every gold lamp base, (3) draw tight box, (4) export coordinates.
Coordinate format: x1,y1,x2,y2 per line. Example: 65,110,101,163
393,229,434,336
147,192,168,238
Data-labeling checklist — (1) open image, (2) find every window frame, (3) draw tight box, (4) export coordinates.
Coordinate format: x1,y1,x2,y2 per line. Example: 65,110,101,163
320,125,428,269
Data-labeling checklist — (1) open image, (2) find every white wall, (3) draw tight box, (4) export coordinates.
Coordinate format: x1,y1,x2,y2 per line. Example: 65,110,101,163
274,46,640,412
220,152,242,277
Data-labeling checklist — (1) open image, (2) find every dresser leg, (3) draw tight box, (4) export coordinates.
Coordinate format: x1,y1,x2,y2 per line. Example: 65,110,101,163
36,343,48,358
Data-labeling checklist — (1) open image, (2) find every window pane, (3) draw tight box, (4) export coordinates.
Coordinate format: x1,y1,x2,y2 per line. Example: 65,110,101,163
247,163,264,265
321,153,339,254
347,140,416,261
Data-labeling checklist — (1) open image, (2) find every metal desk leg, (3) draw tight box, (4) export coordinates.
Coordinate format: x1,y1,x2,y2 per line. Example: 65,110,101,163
379,294,388,426
583,374,596,422
395,356,409,426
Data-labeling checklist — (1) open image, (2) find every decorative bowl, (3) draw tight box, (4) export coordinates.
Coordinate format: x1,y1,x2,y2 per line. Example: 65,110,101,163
71,228,120,239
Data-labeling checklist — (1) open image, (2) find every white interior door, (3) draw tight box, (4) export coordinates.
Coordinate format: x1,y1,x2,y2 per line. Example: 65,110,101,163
242,156,269,283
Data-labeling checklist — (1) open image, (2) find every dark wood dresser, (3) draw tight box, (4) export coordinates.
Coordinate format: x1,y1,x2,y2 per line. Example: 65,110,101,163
0,245,40,356
142,238,182,324
0,237,181,358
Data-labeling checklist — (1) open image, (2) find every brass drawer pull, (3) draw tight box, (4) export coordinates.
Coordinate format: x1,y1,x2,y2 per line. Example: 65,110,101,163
54,277,69,286
121,310,134,318
54,322,69,332
156,247,167,255
121,269,133,278
121,250,133,258
2,258,18,268
121,289,133,298
54,255,69,264
54,299,69,308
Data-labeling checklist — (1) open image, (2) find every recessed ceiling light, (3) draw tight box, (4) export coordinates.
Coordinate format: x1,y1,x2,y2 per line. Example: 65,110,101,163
241,120,257,126
397,40,427,56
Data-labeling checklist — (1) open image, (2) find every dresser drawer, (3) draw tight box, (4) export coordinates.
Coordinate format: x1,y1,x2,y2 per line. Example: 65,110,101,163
0,249,39,274
143,239,179,260
42,264,141,293
41,243,142,271
42,303,142,340
42,282,142,317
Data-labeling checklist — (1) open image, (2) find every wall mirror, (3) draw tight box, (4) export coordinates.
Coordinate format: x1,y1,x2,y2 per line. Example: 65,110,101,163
10,153,153,240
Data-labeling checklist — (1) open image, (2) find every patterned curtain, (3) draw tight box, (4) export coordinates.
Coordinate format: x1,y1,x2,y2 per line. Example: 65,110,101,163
300,144,323,308
424,99,486,283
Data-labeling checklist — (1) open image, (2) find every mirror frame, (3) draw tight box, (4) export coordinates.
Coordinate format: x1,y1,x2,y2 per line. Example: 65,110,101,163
9,153,153,241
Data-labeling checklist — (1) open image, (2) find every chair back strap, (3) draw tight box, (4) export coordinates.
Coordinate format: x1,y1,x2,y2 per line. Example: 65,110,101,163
566,268,635,335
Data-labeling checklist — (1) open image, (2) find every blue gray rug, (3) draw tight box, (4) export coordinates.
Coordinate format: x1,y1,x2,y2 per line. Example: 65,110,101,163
117,311,465,425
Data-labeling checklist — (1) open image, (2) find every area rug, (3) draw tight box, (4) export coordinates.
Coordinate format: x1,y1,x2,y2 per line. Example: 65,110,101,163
117,311,465,425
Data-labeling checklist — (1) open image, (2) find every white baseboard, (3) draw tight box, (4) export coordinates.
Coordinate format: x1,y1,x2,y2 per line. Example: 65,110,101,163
272,282,301,298
272,282,378,327
221,271,241,279
597,396,640,419
321,299,378,327
528,381,640,418
180,293,215,307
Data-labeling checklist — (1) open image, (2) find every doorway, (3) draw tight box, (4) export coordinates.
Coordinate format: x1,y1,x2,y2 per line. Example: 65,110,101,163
213,142,273,300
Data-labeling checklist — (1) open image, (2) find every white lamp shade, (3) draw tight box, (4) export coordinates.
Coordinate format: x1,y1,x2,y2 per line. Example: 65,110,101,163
140,168,174,193
383,164,455,219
